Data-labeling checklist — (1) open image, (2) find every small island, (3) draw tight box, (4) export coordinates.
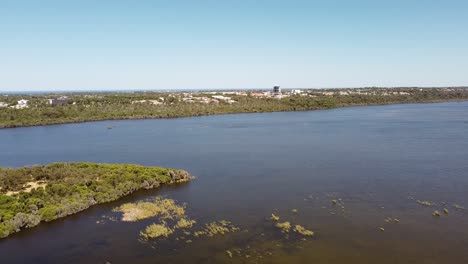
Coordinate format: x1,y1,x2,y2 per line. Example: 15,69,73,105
0,162,191,238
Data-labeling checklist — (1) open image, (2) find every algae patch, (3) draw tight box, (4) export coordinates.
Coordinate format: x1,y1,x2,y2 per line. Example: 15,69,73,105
384,217,400,224
293,225,314,236
175,218,196,229
271,214,280,221
194,220,239,237
124,197,240,243
114,197,186,222
271,213,315,238
114,197,195,241
140,223,174,239
275,221,292,233
453,204,467,211
417,200,434,206
223,240,278,261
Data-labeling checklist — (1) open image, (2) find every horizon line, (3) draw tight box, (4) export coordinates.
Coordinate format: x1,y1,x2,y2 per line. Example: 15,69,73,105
1,86,468,95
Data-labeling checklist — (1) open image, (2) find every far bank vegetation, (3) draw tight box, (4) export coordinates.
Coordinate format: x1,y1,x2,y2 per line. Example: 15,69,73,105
1,88,468,128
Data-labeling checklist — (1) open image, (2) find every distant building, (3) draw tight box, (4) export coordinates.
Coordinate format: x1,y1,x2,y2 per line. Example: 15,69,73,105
0,102,8,108
273,85,281,95
48,96,69,106
11,99,29,109
212,95,230,100
212,95,236,103
131,99,163,105
250,92,267,98
291,89,302,94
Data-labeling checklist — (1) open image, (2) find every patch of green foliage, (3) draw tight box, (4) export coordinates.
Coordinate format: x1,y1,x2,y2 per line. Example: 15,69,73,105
0,162,191,238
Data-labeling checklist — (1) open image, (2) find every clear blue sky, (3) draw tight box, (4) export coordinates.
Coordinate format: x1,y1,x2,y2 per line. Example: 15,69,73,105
1,0,467,91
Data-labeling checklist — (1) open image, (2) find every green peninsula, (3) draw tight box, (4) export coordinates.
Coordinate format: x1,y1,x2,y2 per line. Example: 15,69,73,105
0,162,191,238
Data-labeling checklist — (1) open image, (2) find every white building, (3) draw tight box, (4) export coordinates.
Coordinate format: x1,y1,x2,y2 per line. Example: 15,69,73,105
0,102,8,108
212,95,236,103
48,96,69,105
212,95,230,100
131,100,163,105
11,99,29,109
291,89,302,94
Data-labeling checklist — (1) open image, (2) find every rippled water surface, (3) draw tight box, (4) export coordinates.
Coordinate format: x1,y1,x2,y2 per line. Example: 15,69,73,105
1,102,468,263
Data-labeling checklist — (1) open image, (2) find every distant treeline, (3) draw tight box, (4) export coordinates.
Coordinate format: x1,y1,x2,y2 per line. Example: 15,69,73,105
1,88,468,128
0,163,191,238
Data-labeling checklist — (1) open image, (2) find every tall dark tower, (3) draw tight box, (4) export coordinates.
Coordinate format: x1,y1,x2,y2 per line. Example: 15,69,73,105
273,85,281,95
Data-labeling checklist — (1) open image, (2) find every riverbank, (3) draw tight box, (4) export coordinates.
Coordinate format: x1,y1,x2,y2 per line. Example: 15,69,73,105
1,88,468,128
0,162,192,238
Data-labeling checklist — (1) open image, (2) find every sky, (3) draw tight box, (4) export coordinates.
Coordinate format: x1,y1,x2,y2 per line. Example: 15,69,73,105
1,0,468,91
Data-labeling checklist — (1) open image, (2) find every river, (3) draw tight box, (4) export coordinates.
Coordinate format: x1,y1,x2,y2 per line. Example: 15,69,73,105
1,102,468,263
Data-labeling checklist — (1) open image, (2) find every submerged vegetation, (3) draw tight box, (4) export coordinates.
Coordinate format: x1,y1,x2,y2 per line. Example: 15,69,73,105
48,190,468,260
0,163,191,238
453,204,466,211
275,221,292,233
121,197,318,247
1,87,468,128
270,213,280,221
384,217,400,224
272,212,314,238
175,218,196,229
140,223,174,239
193,220,240,237
107,191,466,254
293,225,314,236
114,197,186,222
417,200,434,206
114,197,197,241
113,196,239,242
115,198,195,241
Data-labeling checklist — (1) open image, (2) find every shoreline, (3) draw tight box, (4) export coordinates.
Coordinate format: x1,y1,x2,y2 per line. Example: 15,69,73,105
1,98,467,130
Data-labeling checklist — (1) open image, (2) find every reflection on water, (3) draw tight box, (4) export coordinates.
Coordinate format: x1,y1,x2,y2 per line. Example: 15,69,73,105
1,102,468,263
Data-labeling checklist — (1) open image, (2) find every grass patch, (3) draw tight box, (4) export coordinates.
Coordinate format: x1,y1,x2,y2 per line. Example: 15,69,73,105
293,225,314,236
175,218,196,229
115,197,186,222
140,223,174,239
275,221,292,233
194,220,239,237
